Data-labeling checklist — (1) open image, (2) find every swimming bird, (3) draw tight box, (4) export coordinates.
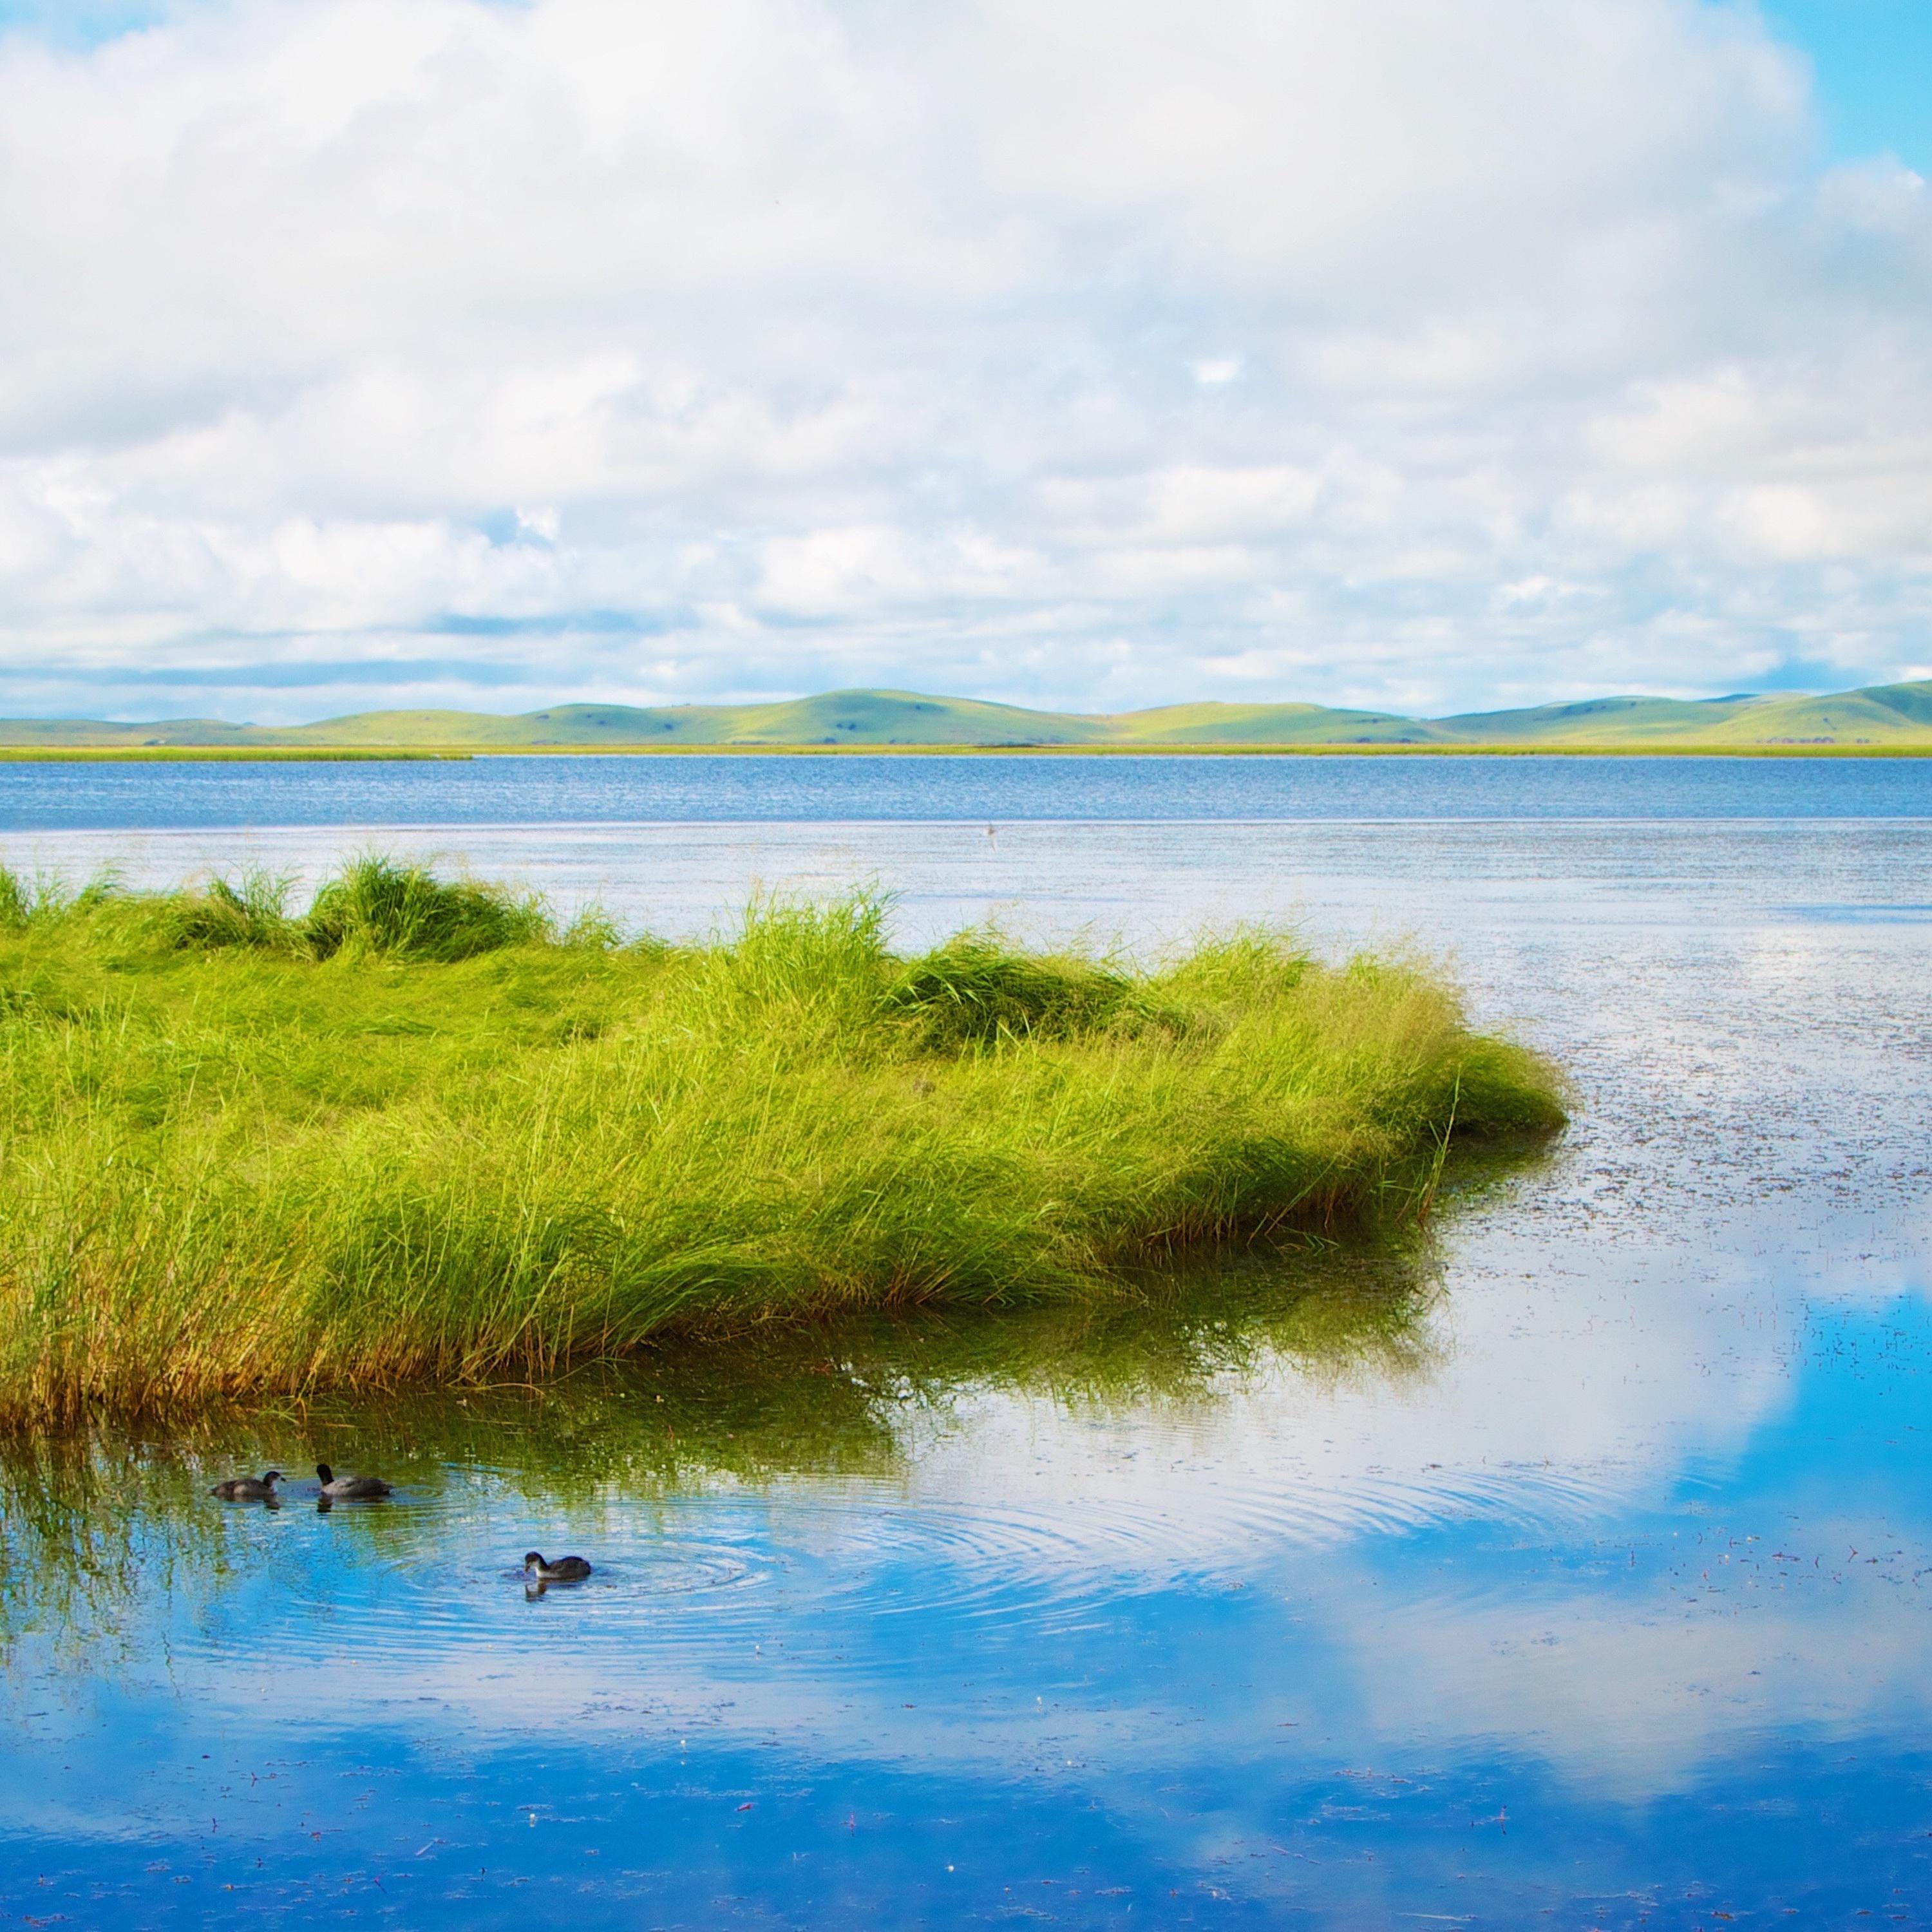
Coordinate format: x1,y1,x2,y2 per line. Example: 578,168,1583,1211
316,1463,392,1499
210,1470,283,1501
523,1550,592,1582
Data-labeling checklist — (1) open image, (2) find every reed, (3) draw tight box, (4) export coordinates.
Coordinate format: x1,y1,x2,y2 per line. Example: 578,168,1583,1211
0,858,1565,1425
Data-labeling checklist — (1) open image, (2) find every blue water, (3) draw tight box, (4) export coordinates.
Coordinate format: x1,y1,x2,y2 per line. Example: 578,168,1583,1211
3,757,1931,1926
2,750,1930,828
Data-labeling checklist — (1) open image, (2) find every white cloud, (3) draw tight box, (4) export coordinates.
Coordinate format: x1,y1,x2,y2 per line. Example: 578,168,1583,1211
0,0,1928,719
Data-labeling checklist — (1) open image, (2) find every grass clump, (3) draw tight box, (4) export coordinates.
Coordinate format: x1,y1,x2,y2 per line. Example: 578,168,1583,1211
303,855,549,961
887,934,1132,1047
0,859,1566,1425
158,858,549,962
164,870,295,951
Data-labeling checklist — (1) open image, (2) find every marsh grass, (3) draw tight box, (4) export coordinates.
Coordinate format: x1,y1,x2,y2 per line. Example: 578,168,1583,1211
0,858,1565,1426
0,1242,1441,1655
885,934,1136,1046
160,856,551,960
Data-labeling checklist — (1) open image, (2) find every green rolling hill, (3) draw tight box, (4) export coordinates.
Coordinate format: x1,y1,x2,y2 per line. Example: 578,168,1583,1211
5,681,1932,751
1434,683,1932,746
280,692,1122,748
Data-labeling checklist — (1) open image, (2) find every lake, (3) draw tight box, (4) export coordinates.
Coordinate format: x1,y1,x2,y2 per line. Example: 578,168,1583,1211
3,755,1930,1926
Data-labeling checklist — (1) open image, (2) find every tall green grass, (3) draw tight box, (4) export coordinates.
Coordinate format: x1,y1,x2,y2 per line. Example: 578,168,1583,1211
0,858,1565,1425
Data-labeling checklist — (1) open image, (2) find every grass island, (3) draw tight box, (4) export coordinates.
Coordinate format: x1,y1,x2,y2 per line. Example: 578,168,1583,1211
0,860,1565,1426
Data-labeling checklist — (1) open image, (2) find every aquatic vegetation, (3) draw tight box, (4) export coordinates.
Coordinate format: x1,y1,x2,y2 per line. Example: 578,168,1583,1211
885,934,1134,1047
302,855,551,962
161,857,550,961
0,1245,1442,1651
0,859,1564,1425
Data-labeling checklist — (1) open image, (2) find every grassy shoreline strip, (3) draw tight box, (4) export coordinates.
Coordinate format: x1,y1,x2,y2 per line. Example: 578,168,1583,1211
0,860,1566,1426
0,748,469,762
2,742,1929,760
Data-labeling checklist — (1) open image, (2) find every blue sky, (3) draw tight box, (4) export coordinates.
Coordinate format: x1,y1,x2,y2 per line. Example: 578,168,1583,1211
1762,0,1932,168
0,0,175,44
0,0,1927,722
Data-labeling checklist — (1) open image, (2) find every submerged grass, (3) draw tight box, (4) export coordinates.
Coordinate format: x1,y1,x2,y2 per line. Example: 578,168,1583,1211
0,858,1565,1426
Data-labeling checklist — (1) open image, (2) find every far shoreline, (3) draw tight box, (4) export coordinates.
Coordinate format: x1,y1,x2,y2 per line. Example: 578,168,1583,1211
2,743,1931,764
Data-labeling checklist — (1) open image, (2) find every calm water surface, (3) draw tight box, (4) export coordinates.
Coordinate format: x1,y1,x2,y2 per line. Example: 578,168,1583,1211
3,757,1930,1926
2,748,1931,832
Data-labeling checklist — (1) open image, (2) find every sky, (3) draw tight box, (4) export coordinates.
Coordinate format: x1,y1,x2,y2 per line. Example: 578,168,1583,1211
0,1,1926,724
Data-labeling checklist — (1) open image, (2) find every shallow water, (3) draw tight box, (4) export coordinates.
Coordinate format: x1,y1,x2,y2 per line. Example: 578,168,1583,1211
3,759,1931,1926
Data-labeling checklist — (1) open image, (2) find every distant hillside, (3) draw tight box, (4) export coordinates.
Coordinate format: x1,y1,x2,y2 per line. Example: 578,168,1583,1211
1435,683,1932,746
6,681,1932,750
277,693,1124,748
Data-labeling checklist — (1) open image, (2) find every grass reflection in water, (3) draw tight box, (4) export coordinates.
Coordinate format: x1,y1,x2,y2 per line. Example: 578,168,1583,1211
0,1225,1458,1654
